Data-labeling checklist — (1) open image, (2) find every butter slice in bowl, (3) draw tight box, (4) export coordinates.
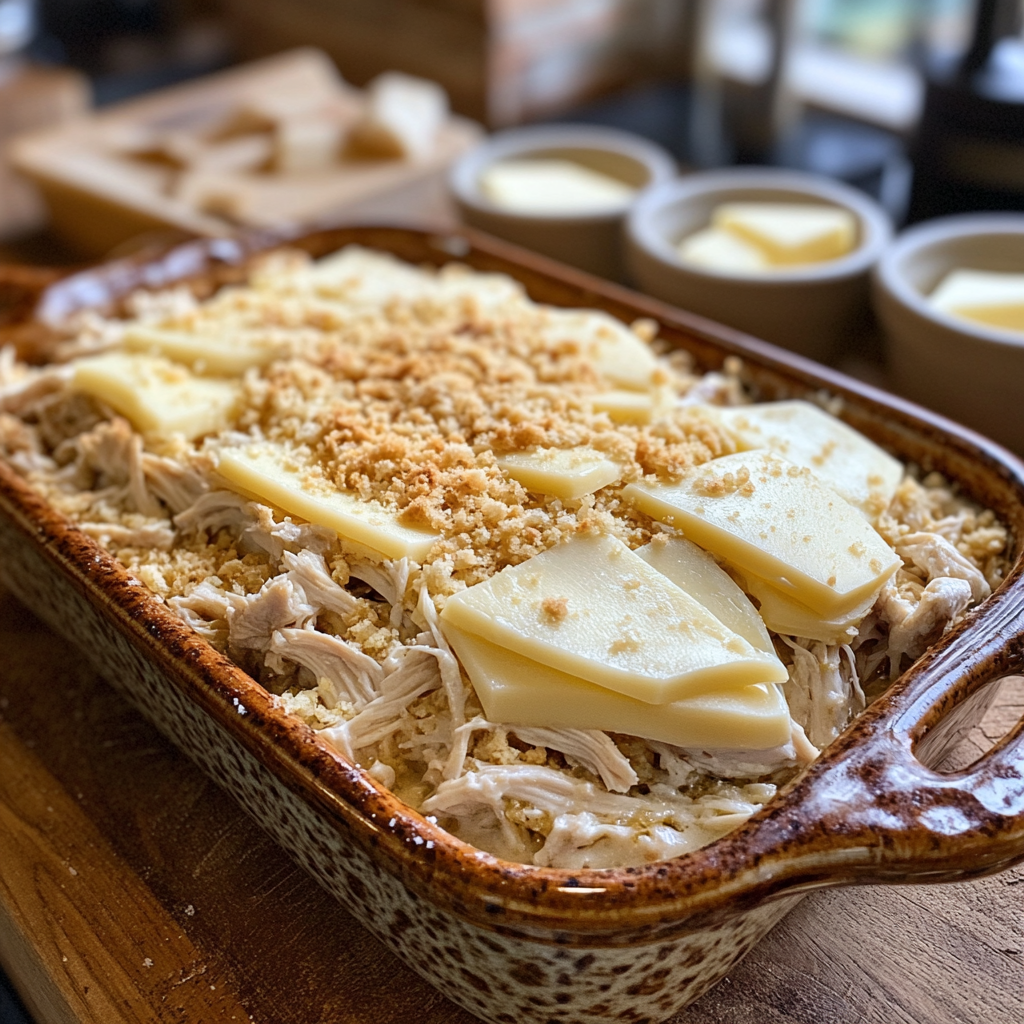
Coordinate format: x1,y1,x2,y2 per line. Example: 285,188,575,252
479,158,637,215
929,269,1024,333
677,227,769,273
715,202,856,265
678,202,857,273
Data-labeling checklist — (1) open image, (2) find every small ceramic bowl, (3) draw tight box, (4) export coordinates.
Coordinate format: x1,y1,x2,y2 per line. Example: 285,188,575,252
449,124,676,280
625,168,893,363
873,213,1024,453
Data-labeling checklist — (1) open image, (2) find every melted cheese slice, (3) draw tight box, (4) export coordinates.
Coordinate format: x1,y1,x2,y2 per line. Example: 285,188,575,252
714,401,903,520
497,446,621,500
71,352,239,440
440,533,786,705
743,572,875,644
123,324,281,376
591,388,671,425
677,226,770,274
217,444,438,561
623,450,900,617
712,203,856,265
636,536,773,655
444,623,792,750
930,269,1024,333
540,309,660,391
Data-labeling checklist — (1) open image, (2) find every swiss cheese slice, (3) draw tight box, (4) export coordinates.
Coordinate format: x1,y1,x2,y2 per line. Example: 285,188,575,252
284,247,523,311
540,309,660,391
623,450,900,617
930,269,1024,333
216,444,438,561
712,202,856,265
591,388,671,425
713,401,903,519
636,536,773,655
123,324,281,376
496,446,621,500
742,572,875,644
677,226,771,274
305,246,434,306
440,532,786,704
444,623,792,750
71,352,240,440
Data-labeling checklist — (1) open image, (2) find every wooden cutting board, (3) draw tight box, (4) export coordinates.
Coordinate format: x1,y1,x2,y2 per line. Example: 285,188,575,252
0,583,1021,1024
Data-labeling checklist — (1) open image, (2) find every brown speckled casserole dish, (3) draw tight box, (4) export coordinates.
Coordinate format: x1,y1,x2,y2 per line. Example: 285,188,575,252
1,226,1023,1024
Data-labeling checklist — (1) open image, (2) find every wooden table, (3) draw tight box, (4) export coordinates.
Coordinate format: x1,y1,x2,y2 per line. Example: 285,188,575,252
0,213,1022,1024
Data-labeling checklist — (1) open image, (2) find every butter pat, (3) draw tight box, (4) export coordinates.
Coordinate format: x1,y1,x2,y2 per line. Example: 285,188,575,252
479,159,636,216
440,533,787,705
636,536,773,655
540,309,660,391
930,269,1024,333
444,623,792,750
714,401,903,519
217,444,438,561
624,450,900,617
72,352,239,440
123,324,281,376
497,446,621,500
677,226,770,274
712,202,856,266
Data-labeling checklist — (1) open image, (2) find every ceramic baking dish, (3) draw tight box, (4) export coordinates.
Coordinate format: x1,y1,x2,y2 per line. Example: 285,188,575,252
1,226,1022,1024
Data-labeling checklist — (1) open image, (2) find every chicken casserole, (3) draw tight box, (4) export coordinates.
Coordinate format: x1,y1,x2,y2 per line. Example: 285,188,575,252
0,245,1008,869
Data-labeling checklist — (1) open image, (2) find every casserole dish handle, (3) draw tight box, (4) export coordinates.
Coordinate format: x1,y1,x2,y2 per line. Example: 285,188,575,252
753,591,1024,884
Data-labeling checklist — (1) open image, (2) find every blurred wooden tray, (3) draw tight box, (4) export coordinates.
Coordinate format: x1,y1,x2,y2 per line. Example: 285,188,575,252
10,48,480,256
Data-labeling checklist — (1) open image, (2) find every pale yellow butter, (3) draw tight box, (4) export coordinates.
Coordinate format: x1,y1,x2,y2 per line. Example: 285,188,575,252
712,202,856,266
217,444,438,561
714,401,903,520
72,352,240,441
496,446,621,500
444,623,793,750
930,268,1024,333
677,225,770,274
479,159,636,216
623,450,900,617
439,533,787,705
635,535,774,655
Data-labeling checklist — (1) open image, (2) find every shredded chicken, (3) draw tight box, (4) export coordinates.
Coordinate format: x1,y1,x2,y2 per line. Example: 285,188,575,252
878,575,973,678
267,627,380,707
0,248,1008,869
780,638,864,750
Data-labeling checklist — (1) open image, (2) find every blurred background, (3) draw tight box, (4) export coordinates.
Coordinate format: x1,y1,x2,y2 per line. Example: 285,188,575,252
0,0,1022,244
